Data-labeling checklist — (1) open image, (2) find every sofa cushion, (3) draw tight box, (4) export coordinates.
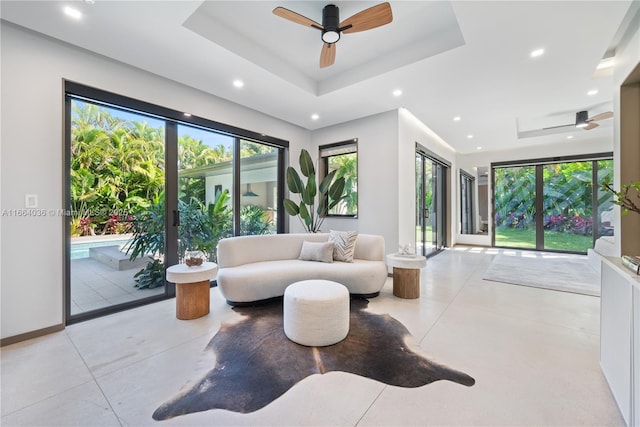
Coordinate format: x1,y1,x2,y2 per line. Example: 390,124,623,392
329,230,358,262
216,259,388,303
298,241,334,263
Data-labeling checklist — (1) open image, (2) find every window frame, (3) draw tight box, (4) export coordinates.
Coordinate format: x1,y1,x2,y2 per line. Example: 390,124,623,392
320,139,358,218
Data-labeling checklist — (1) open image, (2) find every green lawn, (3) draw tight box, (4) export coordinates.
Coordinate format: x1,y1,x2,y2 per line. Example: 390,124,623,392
495,228,535,248
495,227,592,252
542,230,592,252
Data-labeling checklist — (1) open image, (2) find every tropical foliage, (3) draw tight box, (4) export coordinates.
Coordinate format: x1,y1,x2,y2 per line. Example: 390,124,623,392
328,152,358,216
283,149,345,233
494,161,614,249
70,101,275,288
70,102,163,236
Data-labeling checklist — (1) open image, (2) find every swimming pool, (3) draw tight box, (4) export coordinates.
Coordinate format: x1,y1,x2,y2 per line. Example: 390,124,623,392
70,238,132,260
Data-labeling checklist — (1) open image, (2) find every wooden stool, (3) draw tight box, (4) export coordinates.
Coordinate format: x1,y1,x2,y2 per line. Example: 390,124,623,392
166,262,218,320
386,254,427,299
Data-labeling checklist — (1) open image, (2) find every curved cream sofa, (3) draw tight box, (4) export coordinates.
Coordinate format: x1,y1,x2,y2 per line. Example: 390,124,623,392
216,233,387,305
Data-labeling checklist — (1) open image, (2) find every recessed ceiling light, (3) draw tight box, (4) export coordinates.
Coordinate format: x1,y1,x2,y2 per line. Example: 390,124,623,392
183,113,192,117
64,6,82,19
311,114,319,120
567,135,574,139
587,89,598,96
453,116,461,122
476,146,482,150
467,134,474,139
530,48,545,58
392,89,402,97
233,79,244,88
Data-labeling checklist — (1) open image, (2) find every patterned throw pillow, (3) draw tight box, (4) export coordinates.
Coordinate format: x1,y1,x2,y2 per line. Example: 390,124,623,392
328,230,358,263
298,241,335,263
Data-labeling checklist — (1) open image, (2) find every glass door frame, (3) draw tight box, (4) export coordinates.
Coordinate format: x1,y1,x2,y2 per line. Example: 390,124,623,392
64,81,288,324
460,170,475,235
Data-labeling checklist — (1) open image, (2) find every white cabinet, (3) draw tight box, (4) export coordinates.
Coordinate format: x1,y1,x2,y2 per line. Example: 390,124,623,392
601,257,640,427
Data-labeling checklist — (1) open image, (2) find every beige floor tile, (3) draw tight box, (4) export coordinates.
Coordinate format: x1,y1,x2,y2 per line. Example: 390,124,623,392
0,332,93,416
1,381,120,427
96,334,218,427
455,277,601,335
65,289,230,378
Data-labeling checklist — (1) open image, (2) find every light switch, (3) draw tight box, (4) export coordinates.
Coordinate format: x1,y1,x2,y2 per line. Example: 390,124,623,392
25,194,38,208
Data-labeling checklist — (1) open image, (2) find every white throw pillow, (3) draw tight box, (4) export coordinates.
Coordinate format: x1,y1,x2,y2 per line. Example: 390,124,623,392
298,241,335,263
329,230,358,263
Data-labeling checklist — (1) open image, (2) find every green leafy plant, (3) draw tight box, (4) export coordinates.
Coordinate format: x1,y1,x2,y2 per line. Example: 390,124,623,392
240,204,275,235
133,259,165,289
283,149,345,233
602,179,640,216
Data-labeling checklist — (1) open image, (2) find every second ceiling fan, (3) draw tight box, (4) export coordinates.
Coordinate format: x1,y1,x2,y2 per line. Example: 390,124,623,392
545,110,614,131
273,2,393,68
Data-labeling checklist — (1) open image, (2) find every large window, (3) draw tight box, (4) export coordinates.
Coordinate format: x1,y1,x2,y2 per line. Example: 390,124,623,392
65,82,287,323
320,140,358,217
492,154,613,253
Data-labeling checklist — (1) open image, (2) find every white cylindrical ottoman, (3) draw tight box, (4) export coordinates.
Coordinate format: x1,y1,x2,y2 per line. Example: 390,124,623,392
283,280,350,347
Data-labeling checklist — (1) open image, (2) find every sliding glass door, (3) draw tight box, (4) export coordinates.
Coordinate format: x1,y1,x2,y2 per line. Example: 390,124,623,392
65,82,287,323
494,165,536,248
542,161,593,252
492,155,613,253
68,100,167,317
416,148,447,257
239,140,279,236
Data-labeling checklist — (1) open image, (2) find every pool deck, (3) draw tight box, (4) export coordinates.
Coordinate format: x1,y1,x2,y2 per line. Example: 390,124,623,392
70,257,164,315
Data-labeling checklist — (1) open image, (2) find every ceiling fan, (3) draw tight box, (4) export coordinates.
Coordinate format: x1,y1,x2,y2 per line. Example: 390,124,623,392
545,110,614,131
272,2,393,68
518,109,613,139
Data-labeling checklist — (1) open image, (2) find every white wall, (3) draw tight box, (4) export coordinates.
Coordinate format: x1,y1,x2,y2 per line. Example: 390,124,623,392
309,111,399,252
308,107,462,259
0,23,310,340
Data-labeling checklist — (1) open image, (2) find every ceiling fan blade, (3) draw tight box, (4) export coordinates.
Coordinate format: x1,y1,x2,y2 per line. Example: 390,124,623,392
584,122,599,130
273,7,323,30
340,2,392,34
589,111,613,122
542,124,574,131
320,42,336,68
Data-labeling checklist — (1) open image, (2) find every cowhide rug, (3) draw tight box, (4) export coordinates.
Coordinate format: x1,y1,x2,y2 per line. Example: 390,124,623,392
153,298,475,420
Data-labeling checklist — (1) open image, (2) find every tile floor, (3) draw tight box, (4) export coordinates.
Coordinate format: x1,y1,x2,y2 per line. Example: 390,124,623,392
0,246,624,426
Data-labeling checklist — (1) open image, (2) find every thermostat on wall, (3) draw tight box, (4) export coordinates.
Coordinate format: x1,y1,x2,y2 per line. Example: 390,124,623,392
25,194,38,208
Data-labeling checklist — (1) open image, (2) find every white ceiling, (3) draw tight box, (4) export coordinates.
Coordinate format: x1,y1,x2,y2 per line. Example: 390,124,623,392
0,1,634,153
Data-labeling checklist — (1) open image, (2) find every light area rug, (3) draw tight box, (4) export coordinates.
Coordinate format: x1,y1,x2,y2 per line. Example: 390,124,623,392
483,252,600,296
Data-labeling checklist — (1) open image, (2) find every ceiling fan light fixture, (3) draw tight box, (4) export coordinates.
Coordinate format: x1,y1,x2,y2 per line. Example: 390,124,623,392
274,2,392,68
322,30,340,44
575,110,589,128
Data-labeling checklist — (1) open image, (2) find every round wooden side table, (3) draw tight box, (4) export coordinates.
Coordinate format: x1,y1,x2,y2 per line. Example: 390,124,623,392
386,254,427,299
166,262,218,320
